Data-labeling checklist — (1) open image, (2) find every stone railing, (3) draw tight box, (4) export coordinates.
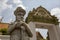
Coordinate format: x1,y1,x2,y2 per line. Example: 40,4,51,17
0,35,10,40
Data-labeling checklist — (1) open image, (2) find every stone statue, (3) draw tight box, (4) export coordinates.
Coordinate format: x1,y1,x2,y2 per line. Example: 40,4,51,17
8,7,33,40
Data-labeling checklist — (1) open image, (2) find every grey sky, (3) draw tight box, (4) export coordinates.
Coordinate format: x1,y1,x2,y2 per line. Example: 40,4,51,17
0,0,60,23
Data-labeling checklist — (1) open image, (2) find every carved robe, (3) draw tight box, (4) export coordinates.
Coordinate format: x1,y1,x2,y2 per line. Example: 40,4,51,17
8,21,32,40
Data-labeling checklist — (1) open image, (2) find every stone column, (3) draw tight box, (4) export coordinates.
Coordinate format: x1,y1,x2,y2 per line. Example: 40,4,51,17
48,25,60,40
28,22,36,40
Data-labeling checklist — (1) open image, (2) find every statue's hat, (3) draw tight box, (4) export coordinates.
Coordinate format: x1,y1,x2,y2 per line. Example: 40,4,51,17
14,7,26,16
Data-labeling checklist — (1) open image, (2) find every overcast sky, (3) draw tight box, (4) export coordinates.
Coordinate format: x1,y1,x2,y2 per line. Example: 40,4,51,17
0,0,60,23
0,0,60,39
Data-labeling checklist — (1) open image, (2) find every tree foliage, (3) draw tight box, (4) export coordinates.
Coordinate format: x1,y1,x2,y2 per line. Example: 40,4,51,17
0,28,8,35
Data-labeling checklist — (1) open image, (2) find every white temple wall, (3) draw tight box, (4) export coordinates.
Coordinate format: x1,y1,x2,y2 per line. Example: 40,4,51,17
28,22,36,40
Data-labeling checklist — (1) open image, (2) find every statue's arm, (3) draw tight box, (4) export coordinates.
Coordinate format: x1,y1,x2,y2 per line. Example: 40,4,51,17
22,22,33,37
7,22,17,34
7,24,12,34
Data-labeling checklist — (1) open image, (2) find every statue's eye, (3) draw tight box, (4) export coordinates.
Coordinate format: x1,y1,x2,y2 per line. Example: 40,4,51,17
17,12,24,16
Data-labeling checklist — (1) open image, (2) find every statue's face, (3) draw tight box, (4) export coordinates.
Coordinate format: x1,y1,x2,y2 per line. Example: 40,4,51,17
16,12,24,21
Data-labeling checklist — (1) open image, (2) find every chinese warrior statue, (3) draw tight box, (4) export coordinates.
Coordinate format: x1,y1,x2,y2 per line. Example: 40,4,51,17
8,7,33,40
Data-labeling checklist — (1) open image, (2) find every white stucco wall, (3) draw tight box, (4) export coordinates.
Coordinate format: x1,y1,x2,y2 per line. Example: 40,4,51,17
28,22,36,40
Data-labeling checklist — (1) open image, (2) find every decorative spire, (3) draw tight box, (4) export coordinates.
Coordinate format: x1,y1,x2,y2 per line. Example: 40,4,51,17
0,16,3,23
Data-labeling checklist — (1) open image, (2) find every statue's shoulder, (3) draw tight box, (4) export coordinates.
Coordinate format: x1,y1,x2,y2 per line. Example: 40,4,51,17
9,21,17,25
8,22,16,27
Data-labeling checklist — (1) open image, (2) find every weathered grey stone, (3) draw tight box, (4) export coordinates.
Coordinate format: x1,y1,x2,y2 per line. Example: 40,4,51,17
7,7,33,40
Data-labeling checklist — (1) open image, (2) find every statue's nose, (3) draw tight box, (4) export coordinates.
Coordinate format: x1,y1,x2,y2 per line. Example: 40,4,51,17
21,16,23,18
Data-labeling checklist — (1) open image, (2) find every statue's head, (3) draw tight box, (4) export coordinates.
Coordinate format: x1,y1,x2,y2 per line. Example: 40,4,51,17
14,7,26,21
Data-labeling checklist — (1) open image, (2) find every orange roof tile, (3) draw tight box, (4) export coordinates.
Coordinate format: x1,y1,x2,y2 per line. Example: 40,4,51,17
0,23,9,29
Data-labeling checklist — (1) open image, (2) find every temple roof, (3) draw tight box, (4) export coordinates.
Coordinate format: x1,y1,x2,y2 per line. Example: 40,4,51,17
0,23,9,29
25,6,59,25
